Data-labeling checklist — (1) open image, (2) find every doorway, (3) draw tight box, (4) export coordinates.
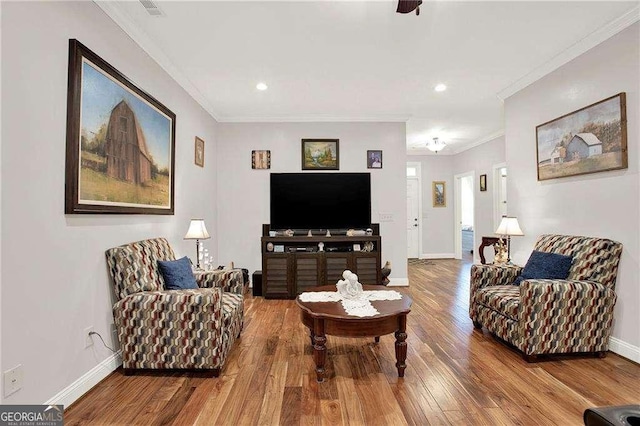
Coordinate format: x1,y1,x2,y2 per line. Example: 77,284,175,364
454,171,475,260
493,163,508,231
406,163,422,259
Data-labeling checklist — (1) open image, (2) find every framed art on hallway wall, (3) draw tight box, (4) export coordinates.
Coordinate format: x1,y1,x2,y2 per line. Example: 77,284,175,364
195,137,205,167
480,174,487,191
64,39,176,215
433,181,446,207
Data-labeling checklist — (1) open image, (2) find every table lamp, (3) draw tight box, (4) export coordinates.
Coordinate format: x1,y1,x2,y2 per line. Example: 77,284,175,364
184,219,210,269
495,217,524,264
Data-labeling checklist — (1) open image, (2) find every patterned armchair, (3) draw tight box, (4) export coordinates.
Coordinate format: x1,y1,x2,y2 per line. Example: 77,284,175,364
469,234,622,361
106,238,244,375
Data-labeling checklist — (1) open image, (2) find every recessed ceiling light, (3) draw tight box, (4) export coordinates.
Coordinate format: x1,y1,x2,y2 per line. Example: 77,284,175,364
256,82,268,91
434,83,447,92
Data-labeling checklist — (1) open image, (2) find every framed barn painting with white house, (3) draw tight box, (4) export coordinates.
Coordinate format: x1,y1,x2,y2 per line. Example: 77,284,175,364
65,39,176,214
535,93,627,181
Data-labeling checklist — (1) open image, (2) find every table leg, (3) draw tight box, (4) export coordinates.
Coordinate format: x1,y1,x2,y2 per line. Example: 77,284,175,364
395,314,407,378
310,330,315,347
313,318,326,383
374,336,380,343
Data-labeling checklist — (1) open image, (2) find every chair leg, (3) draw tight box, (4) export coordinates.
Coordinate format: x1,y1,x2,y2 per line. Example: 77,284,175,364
523,354,538,363
595,351,607,358
472,320,482,329
123,368,135,376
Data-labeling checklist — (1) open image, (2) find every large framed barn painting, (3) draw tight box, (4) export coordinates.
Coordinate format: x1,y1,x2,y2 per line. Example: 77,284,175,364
65,39,176,214
535,93,627,181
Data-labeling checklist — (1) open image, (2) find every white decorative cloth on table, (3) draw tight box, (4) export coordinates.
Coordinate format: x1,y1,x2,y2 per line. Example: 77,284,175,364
298,290,403,317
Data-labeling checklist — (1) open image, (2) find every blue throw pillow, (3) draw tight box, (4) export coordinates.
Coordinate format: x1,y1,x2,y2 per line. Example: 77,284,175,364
157,256,198,290
513,250,573,286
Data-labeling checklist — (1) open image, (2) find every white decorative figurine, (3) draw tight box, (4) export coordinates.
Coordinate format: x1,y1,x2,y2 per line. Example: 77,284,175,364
336,270,364,300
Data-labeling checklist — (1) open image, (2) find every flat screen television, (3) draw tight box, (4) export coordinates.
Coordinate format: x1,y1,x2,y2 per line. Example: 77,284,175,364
270,173,371,230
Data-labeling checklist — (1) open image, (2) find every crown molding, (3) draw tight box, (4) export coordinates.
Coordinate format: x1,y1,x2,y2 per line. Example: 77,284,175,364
497,6,640,101
218,115,410,123
450,130,505,155
94,1,221,120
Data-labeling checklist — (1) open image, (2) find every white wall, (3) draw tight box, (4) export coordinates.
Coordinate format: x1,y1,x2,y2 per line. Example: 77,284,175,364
453,136,507,263
1,1,219,403
216,122,408,284
410,135,506,259
505,23,640,357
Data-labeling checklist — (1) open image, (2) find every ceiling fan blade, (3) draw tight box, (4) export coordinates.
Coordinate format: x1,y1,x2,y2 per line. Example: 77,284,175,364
396,0,423,14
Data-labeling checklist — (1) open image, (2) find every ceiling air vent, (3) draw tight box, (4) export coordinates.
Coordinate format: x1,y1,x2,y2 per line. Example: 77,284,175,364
139,0,166,17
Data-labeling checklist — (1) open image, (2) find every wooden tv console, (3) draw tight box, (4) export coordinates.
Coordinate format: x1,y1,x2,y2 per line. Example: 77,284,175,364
261,224,382,299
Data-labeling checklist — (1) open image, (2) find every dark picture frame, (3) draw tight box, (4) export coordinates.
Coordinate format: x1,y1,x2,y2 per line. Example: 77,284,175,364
301,139,339,170
65,39,176,214
535,93,627,181
252,150,271,169
367,150,383,169
195,137,204,167
479,174,487,191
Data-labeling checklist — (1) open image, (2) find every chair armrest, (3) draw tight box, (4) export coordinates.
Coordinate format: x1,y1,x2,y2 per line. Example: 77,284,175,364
518,279,617,354
470,264,522,294
195,269,244,294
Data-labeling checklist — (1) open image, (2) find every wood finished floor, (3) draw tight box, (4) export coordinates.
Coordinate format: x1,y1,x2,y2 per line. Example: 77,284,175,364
65,259,640,425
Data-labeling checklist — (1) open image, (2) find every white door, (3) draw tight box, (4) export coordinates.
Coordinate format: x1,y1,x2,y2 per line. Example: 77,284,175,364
407,178,420,258
492,164,508,231
454,171,475,259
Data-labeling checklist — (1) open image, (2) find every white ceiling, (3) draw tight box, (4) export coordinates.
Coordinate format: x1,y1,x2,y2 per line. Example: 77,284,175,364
98,1,639,155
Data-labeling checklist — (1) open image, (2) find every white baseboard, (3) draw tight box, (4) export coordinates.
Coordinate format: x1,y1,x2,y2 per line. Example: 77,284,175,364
45,351,122,408
387,277,409,287
609,337,640,363
420,253,455,259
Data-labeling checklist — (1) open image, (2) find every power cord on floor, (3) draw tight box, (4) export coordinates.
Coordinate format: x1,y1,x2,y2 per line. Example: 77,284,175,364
89,331,117,353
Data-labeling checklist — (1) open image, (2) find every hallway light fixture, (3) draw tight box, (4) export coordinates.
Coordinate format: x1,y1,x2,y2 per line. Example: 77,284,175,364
426,137,446,153
495,216,524,264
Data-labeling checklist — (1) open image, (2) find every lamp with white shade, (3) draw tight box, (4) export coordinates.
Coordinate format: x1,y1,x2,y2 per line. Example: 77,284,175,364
184,219,210,269
495,217,524,264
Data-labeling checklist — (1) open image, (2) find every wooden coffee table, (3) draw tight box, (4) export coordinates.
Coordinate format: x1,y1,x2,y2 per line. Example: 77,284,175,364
296,285,412,382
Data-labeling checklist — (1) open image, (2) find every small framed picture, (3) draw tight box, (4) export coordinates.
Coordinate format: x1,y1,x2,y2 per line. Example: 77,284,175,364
353,243,361,252
302,139,339,170
433,181,446,207
252,150,271,169
480,174,487,191
367,150,383,169
195,137,205,167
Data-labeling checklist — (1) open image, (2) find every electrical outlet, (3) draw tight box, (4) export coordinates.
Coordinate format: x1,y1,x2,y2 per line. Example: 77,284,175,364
84,326,94,348
379,213,394,222
4,365,23,397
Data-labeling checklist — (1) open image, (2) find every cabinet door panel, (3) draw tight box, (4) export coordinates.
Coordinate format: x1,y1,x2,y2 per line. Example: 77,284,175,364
295,255,321,294
325,253,352,285
354,255,380,285
264,255,290,298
